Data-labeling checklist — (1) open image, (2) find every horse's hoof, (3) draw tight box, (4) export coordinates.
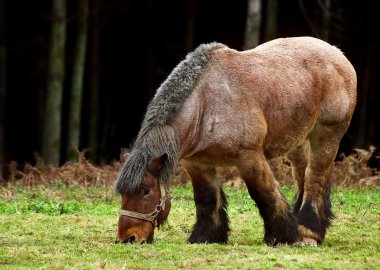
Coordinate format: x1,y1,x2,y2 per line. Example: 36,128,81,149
297,237,318,247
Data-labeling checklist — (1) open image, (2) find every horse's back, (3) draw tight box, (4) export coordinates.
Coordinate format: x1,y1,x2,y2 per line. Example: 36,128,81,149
216,36,356,110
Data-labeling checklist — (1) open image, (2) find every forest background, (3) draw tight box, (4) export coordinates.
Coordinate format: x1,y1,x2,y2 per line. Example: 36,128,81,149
0,0,379,180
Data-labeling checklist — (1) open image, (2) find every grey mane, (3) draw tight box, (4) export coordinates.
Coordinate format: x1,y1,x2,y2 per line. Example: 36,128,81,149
115,42,225,193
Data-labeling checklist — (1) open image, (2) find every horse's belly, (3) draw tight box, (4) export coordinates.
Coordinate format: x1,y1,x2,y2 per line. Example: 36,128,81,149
263,133,308,159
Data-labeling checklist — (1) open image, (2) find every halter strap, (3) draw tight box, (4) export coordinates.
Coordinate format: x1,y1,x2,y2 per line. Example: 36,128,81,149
120,181,169,227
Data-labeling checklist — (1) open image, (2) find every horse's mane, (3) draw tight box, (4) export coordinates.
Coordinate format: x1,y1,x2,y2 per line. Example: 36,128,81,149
115,42,225,193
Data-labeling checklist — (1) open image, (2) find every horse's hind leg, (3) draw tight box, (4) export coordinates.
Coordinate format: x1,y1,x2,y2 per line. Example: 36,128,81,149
237,151,299,246
185,163,230,244
297,123,343,243
287,143,309,215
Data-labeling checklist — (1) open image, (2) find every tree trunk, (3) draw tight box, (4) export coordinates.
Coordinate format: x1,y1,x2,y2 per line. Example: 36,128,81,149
321,0,331,41
0,0,6,179
88,0,100,162
146,0,156,98
185,0,195,52
42,0,66,165
66,0,89,161
356,2,375,148
264,0,278,42
243,0,261,49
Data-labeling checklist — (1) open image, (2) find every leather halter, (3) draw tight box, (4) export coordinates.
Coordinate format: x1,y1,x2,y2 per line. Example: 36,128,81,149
120,180,170,227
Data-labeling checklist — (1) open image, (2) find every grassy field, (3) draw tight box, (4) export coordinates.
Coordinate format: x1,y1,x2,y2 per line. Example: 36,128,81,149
0,182,379,270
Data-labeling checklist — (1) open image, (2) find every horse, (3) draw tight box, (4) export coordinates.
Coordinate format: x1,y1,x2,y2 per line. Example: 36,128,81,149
114,36,357,246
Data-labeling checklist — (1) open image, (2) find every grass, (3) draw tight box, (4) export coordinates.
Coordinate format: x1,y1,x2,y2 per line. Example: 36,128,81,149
0,181,379,270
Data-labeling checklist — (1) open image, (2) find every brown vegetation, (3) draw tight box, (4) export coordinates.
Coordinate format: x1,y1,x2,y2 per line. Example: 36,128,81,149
7,150,120,188
4,147,379,188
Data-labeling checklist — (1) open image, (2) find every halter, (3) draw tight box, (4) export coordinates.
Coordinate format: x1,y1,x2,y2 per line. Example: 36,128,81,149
120,180,170,227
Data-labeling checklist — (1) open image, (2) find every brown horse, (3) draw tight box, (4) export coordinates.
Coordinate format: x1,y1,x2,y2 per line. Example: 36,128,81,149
114,36,357,246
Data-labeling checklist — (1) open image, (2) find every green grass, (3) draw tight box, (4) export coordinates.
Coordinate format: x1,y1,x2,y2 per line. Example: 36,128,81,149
0,182,379,269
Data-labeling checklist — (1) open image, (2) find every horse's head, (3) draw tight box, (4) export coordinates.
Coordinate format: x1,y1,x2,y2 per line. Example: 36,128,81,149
115,154,171,244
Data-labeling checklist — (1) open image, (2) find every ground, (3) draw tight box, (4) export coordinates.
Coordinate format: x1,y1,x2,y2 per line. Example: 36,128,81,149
1,182,379,270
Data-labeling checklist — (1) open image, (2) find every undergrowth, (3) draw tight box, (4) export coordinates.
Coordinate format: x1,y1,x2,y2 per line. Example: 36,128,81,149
3,147,379,189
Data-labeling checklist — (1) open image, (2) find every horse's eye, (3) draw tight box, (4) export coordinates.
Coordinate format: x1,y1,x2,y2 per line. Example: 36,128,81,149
143,189,151,196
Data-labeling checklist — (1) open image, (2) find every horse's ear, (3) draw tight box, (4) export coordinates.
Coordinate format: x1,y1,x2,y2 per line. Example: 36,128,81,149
147,154,167,178
120,148,130,162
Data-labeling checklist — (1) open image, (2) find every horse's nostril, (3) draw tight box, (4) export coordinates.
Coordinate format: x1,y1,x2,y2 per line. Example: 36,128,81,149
128,235,136,243
119,234,138,244
114,239,120,244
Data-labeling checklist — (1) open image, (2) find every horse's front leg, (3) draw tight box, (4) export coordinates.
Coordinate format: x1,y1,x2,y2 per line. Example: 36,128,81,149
185,163,230,244
237,151,299,246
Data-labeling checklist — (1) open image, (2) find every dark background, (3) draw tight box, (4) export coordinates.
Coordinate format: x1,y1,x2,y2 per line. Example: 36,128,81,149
2,0,379,172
